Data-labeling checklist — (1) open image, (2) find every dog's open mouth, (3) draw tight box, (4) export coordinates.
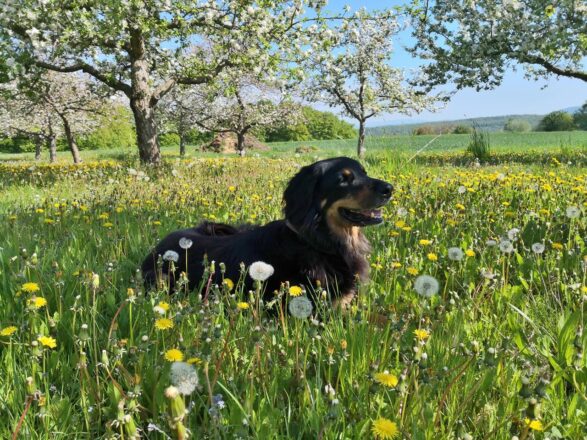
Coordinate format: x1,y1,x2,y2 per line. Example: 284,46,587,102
339,207,383,226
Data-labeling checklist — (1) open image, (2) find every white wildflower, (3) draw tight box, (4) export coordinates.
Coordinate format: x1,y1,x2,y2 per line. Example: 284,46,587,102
289,296,313,318
566,206,581,219
499,240,514,253
170,362,199,396
249,261,274,281
447,247,464,261
531,243,545,254
179,237,193,249
162,250,179,262
414,275,440,298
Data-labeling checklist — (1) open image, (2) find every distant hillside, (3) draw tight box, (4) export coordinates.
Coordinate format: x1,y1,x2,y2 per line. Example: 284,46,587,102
367,114,545,136
560,106,580,114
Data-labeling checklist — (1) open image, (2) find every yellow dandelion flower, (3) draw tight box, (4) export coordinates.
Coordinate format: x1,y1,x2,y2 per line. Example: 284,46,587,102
465,249,476,257
391,262,402,269
164,349,184,362
153,220,162,226
407,267,419,276
157,301,170,312
455,203,465,211
1,326,17,336
524,418,544,431
228,185,236,192
29,296,48,309
155,318,174,330
237,302,250,310
427,253,438,262
223,278,234,291
21,282,40,293
419,239,432,246
44,218,55,224
374,372,399,388
552,242,564,250
582,286,587,294
414,329,430,341
401,226,412,232
289,285,303,296
371,418,399,439
394,220,406,228
389,231,400,237
38,335,57,349
187,357,202,365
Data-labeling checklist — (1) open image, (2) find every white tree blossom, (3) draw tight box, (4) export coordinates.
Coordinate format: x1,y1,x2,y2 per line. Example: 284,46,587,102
408,0,587,90
303,9,438,157
0,0,334,164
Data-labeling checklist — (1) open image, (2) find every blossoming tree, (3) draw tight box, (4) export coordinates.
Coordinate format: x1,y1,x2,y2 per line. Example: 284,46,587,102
408,0,587,91
184,72,303,156
0,0,330,164
304,9,437,157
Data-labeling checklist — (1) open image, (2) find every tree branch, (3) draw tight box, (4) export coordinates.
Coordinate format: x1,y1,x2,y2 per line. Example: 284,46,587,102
519,54,587,82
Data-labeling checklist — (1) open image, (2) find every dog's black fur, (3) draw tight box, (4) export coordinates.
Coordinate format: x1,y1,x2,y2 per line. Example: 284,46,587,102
141,157,393,306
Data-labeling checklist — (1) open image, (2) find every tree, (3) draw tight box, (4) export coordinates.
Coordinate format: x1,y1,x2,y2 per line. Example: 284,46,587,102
537,111,576,131
0,82,62,162
0,1,333,164
190,73,303,156
504,118,531,132
574,102,587,130
408,0,587,91
304,9,436,157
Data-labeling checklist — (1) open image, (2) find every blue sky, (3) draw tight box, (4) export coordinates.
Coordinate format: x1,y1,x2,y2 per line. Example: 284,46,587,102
322,0,586,126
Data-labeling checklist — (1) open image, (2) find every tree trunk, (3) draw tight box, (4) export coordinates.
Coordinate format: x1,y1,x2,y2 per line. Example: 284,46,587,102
357,120,366,158
34,136,42,161
130,29,161,165
179,134,186,157
61,117,82,164
47,135,57,163
236,131,246,157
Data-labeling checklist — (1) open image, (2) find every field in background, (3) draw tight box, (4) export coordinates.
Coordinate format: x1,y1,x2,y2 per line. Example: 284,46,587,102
0,152,586,438
1,131,586,163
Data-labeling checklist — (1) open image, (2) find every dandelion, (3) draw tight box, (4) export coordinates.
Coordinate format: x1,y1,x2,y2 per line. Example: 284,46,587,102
427,253,438,262
223,278,234,291
288,296,313,318
465,249,475,257
419,239,432,246
499,240,514,253
447,247,464,261
1,326,17,337
407,267,419,276
566,206,580,219
486,239,497,247
162,250,179,262
507,228,520,240
524,418,544,431
249,261,274,281
458,185,466,194
38,335,57,349
187,357,203,365
289,285,303,297
91,273,100,289
179,237,193,249
236,302,249,310
531,243,545,254
29,296,47,309
157,301,170,312
414,275,439,298
164,348,184,362
396,207,408,217
455,203,465,211
155,318,174,330
371,418,399,439
21,282,40,293
170,362,199,395
414,329,430,341
552,242,564,250
374,372,398,388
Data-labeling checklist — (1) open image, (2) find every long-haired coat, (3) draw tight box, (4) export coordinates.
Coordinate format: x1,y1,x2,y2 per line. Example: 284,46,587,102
141,157,393,307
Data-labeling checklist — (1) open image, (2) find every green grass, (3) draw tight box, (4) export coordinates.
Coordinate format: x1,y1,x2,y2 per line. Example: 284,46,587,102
0,153,586,439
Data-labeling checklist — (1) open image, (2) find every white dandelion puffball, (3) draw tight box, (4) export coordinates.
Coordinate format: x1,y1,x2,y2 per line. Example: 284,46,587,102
457,185,467,194
179,237,193,249
499,240,514,254
162,250,179,262
289,296,313,318
531,243,545,254
507,228,520,241
414,275,440,298
566,206,581,219
486,239,497,247
447,247,464,261
249,261,274,281
170,362,199,396
396,207,408,217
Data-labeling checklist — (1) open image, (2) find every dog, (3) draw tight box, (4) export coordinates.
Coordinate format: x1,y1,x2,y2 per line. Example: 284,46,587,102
141,157,393,307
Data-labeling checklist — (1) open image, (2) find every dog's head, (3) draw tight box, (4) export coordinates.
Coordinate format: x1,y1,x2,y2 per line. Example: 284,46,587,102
283,157,393,247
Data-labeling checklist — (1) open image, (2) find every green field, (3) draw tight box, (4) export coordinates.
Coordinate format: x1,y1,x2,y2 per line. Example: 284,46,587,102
0,147,586,438
1,131,586,164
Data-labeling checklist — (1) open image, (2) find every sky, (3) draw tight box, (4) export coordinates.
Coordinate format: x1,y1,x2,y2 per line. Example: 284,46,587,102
321,0,586,126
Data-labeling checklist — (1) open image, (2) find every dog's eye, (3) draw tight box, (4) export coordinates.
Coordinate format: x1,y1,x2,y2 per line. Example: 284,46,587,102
339,170,354,185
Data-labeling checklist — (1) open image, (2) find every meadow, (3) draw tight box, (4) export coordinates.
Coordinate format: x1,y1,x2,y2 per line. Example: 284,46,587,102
0,144,586,439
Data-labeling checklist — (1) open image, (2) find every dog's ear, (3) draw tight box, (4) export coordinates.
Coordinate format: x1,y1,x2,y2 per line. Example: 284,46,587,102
283,162,326,231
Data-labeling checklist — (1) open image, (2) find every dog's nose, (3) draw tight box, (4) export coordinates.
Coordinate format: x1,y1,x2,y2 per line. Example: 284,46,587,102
378,182,393,198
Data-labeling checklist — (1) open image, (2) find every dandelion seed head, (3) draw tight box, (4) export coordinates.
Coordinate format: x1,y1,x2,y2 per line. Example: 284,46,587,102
289,296,313,318
531,243,545,254
499,240,514,253
162,250,179,262
447,247,464,261
566,206,580,219
414,275,439,298
170,361,199,395
179,237,193,249
249,261,274,281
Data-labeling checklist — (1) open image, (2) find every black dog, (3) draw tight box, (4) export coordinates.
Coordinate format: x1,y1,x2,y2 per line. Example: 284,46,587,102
141,157,393,307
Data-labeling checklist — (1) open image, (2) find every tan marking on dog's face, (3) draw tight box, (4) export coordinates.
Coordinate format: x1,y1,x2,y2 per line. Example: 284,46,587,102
341,168,353,178
325,198,362,232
